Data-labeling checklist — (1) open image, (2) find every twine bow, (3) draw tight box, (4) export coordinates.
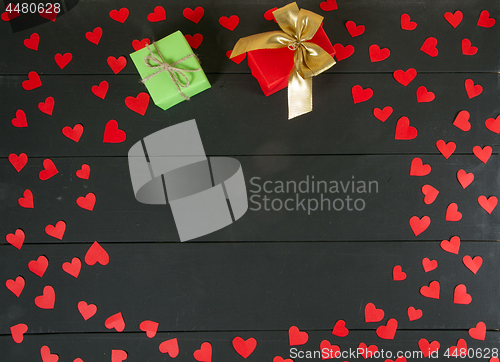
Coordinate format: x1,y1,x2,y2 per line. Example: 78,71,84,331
141,42,202,101
230,2,335,119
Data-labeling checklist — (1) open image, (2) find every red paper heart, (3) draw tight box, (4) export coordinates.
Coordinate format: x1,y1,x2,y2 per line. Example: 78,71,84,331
457,170,474,189
159,338,179,357
76,193,96,211
103,120,126,143
392,265,406,281
147,6,166,22
54,53,72,69
39,159,58,180
420,281,440,299
139,320,159,338
105,312,125,332
185,34,203,49
232,337,257,358
410,158,431,176
420,37,438,57
473,145,492,163
10,323,28,344
485,115,500,133
29,255,49,277
464,79,482,98
395,116,417,140
91,81,108,99
22,71,42,90
6,276,25,297
226,50,246,64
1,8,20,21
38,96,55,115
194,342,212,362
39,9,57,22
45,220,66,240
24,33,39,50
288,326,308,345
469,321,486,340
12,109,27,127
107,56,127,74
219,15,239,31
445,203,462,221
76,164,90,179
131,38,151,51
9,153,28,172
453,110,471,131
40,346,59,362
448,339,467,357
373,106,392,122
478,195,497,214
264,7,278,21
331,319,349,337
422,185,439,204
364,303,384,322
18,189,33,208
400,14,417,30
369,44,390,62
333,43,354,61
183,6,204,23
351,85,373,103
109,8,129,23
62,124,83,142
463,255,482,274
393,68,416,86
85,241,109,265
319,0,338,11
125,92,149,115
6,229,25,249
78,301,97,320
319,340,340,359
422,257,438,272
409,216,431,236
477,10,495,28
407,307,422,321
86,27,102,45
454,284,471,304
435,140,455,159
111,350,127,362
358,343,378,359
416,86,435,102
376,318,398,340
35,286,55,309
441,236,460,254
345,21,364,37
62,257,81,278
444,11,463,28
462,39,478,55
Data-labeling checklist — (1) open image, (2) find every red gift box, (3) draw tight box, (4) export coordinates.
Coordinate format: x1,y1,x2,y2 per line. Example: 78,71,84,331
247,25,336,97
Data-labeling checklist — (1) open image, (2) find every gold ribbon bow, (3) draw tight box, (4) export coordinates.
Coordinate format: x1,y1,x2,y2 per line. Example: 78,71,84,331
230,2,335,119
142,42,202,101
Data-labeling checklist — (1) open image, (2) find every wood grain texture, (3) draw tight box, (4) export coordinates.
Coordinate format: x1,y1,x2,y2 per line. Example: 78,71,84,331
1,242,499,335
1,73,499,157
0,0,498,74
2,155,500,242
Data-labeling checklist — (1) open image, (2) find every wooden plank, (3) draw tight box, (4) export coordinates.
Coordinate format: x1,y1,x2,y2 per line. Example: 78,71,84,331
2,155,500,242
1,242,499,334
0,0,498,74
1,73,499,158
1,331,499,361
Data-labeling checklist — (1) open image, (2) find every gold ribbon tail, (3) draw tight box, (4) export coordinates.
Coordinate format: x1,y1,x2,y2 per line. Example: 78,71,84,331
288,69,312,119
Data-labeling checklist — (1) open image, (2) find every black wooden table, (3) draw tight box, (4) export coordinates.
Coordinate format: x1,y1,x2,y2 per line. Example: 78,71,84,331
1,0,499,361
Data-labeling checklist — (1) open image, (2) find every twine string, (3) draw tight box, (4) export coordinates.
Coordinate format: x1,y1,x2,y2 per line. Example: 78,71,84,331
141,42,201,101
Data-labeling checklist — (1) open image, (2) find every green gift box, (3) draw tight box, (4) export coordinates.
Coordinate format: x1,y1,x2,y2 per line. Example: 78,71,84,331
129,30,211,110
